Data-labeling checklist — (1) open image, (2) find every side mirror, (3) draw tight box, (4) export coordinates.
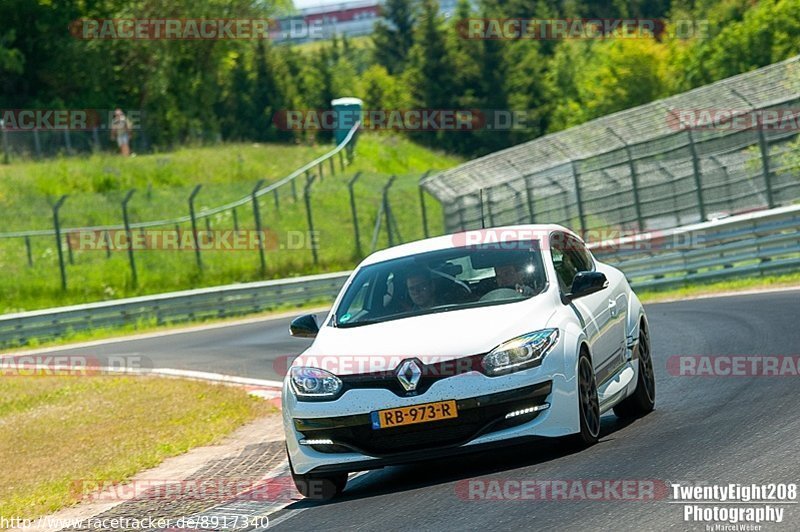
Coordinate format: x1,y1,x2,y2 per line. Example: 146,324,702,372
289,314,320,338
567,271,608,300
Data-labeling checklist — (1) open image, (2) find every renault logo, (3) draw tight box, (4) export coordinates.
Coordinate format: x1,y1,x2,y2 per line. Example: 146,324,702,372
396,359,422,392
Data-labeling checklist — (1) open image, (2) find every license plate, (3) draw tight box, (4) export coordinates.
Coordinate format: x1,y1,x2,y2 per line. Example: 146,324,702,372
371,400,458,429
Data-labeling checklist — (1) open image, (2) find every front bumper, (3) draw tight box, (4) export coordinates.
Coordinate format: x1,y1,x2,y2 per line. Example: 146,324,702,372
284,358,580,475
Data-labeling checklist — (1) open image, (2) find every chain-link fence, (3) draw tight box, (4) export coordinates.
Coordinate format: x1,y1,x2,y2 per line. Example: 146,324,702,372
421,56,800,236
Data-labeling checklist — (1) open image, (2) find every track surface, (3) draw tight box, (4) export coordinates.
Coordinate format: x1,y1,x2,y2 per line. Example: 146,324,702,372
45,289,800,529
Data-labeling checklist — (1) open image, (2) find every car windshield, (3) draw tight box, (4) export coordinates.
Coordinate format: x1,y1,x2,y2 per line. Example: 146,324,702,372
333,241,547,328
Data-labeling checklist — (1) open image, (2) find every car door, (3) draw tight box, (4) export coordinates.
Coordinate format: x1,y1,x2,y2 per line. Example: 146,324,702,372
550,232,625,381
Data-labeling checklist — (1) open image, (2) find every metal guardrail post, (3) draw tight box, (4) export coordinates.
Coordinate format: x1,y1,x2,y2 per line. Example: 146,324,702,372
348,172,363,257
304,175,318,265
382,176,397,246
121,189,138,288
188,185,203,272
52,195,68,291
252,179,266,276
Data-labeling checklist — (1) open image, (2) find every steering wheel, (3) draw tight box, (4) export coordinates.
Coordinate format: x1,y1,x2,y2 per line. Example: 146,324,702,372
433,272,472,294
479,287,523,302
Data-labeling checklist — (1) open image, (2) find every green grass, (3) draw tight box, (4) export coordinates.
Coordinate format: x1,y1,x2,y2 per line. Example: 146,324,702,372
0,133,462,313
638,271,800,303
0,375,274,520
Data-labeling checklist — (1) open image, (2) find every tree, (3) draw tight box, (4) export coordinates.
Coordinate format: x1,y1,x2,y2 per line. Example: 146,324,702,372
372,0,416,74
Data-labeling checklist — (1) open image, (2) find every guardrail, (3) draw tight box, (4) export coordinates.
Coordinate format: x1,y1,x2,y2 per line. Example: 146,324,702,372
0,272,350,348
1,205,798,348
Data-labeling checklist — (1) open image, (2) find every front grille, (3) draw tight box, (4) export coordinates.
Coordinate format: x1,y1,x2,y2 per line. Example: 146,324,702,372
296,381,551,457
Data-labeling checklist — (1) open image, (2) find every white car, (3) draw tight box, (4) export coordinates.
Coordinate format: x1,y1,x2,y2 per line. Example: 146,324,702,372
282,225,655,499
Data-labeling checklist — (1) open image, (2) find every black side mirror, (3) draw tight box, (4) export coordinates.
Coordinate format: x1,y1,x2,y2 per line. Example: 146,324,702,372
289,314,320,338
567,271,608,300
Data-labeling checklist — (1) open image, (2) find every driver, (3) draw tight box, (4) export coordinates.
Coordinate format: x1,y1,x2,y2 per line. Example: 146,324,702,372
406,270,437,310
495,263,537,296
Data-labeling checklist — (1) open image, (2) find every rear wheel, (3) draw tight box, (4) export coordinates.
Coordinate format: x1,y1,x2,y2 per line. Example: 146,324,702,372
288,452,347,500
613,321,656,419
574,352,601,445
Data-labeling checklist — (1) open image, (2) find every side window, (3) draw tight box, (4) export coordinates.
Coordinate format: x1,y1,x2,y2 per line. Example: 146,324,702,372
564,235,593,273
550,232,592,292
550,233,574,292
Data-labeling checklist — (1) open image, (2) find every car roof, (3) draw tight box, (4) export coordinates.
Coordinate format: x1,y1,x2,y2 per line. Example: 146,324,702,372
360,224,580,266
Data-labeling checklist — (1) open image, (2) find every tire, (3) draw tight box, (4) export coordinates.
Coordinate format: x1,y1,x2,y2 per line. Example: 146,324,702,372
288,451,347,500
613,321,656,419
573,351,601,446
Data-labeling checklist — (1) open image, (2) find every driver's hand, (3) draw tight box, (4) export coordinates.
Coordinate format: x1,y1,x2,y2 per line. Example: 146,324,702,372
515,284,535,296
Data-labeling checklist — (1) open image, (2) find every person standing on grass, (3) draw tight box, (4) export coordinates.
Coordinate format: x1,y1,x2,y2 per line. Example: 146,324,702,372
110,108,132,156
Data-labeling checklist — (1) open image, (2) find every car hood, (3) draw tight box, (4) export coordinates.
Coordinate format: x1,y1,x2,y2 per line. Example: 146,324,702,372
293,294,557,375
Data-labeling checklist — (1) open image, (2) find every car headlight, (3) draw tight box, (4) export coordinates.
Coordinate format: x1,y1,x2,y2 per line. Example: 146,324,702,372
289,366,342,399
482,329,559,376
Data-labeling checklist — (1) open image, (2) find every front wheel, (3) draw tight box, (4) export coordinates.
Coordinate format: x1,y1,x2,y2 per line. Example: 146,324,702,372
613,321,656,419
573,352,601,446
288,452,347,500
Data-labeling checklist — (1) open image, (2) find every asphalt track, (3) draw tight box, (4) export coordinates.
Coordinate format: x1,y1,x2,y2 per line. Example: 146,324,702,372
40,289,800,530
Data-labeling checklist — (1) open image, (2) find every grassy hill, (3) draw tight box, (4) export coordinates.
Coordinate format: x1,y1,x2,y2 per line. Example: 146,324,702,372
0,134,462,313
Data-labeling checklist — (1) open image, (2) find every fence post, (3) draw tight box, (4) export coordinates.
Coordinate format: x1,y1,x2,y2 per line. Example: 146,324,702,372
273,188,280,214
485,188,495,226
52,195,68,291
1,119,9,164
25,236,33,267
291,178,298,202
252,179,266,276
121,189,138,288
418,171,431,238
66,232,75,265
685,129,708,222
188,185,203,272
382,176,397,246
568,161,587,237
232,207,239,232
304,175,319,265
731,89,775,208
339,151,345,172
348,172,363,257
318,162,324,181
607,129,644,231
524,176,536,223
63,130,73,155
33,129,42,159
104,229,112,258
329,156,335,176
